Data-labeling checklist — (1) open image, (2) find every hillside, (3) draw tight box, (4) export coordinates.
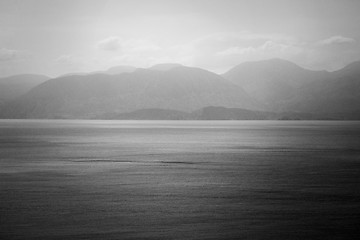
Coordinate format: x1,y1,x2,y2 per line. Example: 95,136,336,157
0,74,50,102
284,61,360,116
1,66,260,119
223,59,329,110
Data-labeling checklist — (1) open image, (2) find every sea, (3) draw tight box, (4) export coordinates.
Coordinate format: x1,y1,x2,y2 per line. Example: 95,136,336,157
1,120,360,239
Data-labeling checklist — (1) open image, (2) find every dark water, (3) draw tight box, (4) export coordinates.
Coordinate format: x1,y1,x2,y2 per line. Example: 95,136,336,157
1,120,360,239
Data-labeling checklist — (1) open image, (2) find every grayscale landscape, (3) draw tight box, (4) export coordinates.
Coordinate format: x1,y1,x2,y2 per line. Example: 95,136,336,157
1,0,360,239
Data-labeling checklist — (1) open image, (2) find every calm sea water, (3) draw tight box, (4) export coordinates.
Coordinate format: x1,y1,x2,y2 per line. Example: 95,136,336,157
1,120,360,239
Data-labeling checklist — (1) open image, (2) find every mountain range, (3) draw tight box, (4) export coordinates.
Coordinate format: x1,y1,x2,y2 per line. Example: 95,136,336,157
1,59,360,120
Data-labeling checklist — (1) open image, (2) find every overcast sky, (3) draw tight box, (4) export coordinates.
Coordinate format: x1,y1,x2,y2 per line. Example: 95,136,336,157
1,0,360,77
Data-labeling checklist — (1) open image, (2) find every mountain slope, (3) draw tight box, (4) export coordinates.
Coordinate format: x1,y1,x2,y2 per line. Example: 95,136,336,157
284,60,360,116
1,66,261,118
0,74,50,101
223,59,328,110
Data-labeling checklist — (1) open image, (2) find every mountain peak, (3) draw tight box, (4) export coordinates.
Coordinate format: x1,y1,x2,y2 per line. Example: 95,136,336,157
222,58,329,110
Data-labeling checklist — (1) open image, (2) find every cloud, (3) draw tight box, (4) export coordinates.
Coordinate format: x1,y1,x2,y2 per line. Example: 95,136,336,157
55,55,79,65
94,36,168,68
92,32,300,72
217,41,302,56
191,32,296,52
127,40,162,52
195,39,304,72
97,36,163,55
54,54,89,74
88,32,359,74
97,36,122,52
216,46,255,56
169,32,306,72
318,35,355,45
0,48,19,61
260,41,303,54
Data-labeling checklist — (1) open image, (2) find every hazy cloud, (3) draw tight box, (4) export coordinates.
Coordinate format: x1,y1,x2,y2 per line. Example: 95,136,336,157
55,55,79,65
0,48,19,61
54,54,88,74
93,37,168,69
125,39,162,52
97,37,163,55
60,32,359,75
181,32,305,72
97,37,122,52
318,36,355,45
217,41,302,56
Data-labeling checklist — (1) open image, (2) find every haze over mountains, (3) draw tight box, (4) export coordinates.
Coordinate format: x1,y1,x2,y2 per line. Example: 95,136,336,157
0,65,259,118
0,74,50,108
285,61,360,116
223,59,330,111
1,59,360,120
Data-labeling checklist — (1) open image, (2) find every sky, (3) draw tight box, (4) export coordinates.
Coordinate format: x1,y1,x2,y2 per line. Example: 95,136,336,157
1,0,360,77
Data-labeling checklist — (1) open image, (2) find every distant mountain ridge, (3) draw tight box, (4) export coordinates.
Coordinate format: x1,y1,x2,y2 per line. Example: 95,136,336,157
223,58,329,110
284,60,360,114
0,66,260,119
0,74,50,102
1,59,360,120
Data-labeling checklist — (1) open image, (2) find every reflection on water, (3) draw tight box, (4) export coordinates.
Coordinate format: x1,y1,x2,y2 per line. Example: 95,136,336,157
1,120,360,239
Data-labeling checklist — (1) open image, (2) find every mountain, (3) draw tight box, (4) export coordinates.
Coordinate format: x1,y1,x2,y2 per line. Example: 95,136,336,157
284,60,360,117
1,66,261,119
223,58,329,110
0,74,50,102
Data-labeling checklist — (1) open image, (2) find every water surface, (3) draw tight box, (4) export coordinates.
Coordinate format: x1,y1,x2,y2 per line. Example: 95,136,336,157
1,120,360,239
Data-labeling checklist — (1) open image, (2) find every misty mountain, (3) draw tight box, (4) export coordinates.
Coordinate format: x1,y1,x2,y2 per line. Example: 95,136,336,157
0,74,50,103
2,59,360,120
223,58,329,110
1,66,260,118
284,60,360,116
